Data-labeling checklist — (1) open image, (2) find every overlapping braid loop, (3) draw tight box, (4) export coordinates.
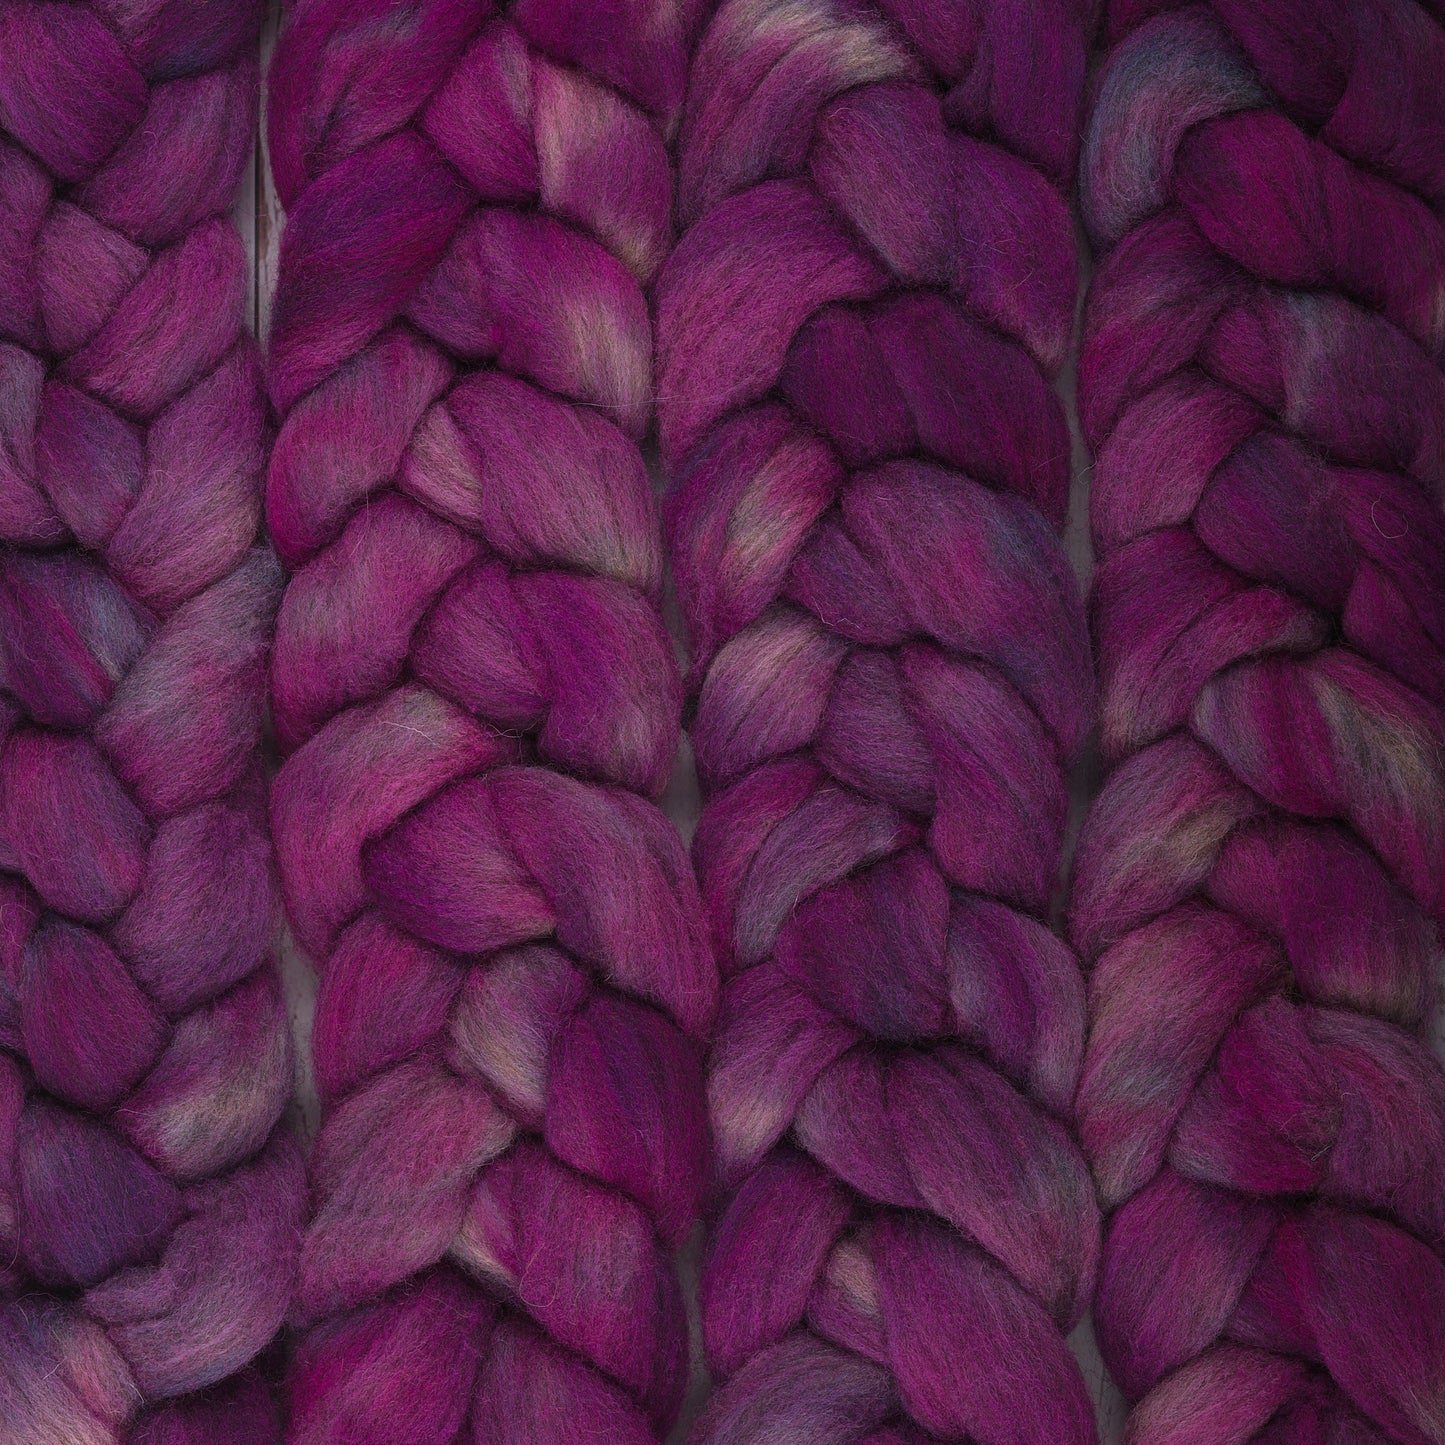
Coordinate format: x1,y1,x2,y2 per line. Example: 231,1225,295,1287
0,2,304,1441
264,2,718,1440
657,1,1102,1439
1072,1,1445,1439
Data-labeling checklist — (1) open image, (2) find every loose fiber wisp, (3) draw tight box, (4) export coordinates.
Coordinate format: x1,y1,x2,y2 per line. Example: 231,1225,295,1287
658,0,1104,1439
264,1,718,1441
1073,0,1445,1439
0,1,304,1441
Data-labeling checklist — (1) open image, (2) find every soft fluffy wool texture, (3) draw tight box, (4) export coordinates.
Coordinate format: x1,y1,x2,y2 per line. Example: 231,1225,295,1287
657,1,1102,1439
264,2,718,1441
1074,1,1445,1440
0,2,303,1441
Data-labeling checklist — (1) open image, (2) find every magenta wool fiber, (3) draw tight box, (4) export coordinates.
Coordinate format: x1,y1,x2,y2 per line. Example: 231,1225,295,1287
1072,0,1445,1440
658,0,1104,1439
0,1,305,1441
264,1,719,1440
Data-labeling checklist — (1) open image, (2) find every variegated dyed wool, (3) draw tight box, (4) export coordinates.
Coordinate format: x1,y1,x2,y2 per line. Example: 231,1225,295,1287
658,1,1102,1441
0,2,302,1442
264,2,717,1441
1074,1,1445,1440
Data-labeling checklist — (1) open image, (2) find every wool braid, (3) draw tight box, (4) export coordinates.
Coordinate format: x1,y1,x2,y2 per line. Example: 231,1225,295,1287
264,2,718,1441
657,1,1103,1440
0,2,303,1445
0,3,305,1442
1072,1,1445,1440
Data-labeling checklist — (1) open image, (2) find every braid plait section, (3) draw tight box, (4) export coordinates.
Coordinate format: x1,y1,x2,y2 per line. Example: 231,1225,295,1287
658,2,1102,1440
1072,2,1445,1439
265,3,718,1442
0,3,303,1441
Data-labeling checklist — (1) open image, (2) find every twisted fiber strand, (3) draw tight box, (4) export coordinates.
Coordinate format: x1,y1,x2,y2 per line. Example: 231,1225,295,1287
1072,1,1445,1439
658,1,1102,1440
264,2,718,1440
0,2,305,1442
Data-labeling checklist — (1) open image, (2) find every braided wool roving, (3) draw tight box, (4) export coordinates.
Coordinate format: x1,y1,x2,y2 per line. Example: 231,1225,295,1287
1073,1,1445,1439
264,2,718,1440
0,2,305,1441
657,1,1103,1439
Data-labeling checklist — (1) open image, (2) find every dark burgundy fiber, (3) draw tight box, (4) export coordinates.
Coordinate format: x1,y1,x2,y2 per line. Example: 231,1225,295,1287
0,1,302,1441
264,2,718,1441
658,1,1104,1440
1073,0,1445,1439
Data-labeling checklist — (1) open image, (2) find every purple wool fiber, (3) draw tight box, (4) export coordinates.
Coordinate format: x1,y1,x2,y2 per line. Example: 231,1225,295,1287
264,2,718,1441
657,1,1103,1440
1073,1,1445,1441
0,1,305,1441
